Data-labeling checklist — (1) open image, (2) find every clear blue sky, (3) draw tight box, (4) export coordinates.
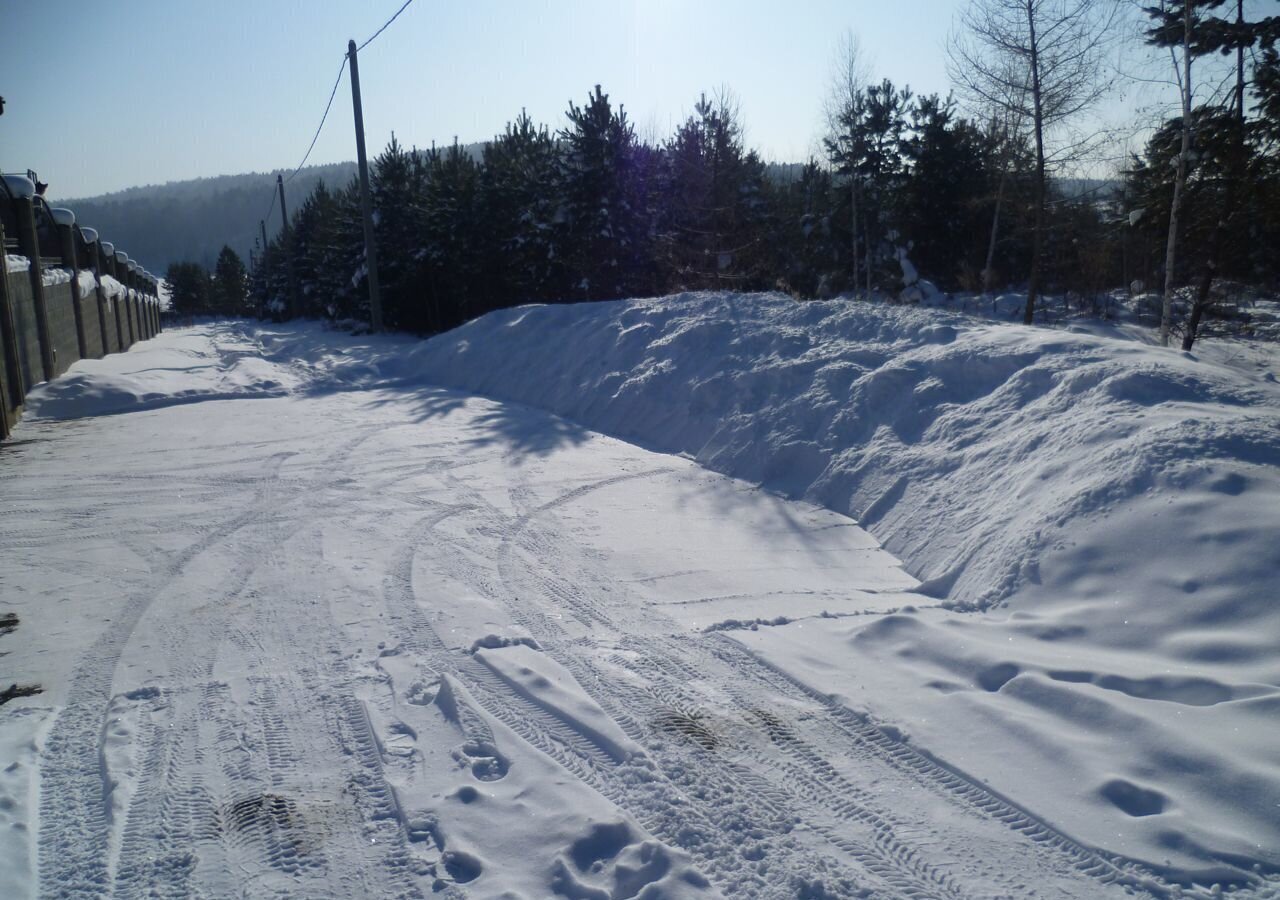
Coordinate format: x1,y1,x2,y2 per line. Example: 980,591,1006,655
2,0,964,199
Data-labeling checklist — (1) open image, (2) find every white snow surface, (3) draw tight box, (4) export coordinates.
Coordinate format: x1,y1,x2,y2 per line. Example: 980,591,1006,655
5,254,29,274
98,273,126,299
76,269,98,298
2,173,35,200
6,296,1280,898
40,266,73,288
49,207,75,227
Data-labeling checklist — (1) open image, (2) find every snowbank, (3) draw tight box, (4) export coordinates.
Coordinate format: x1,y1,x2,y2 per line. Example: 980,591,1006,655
24,326,295,419
407,293,1279,608
21,298,1280,884
400,292,1280,882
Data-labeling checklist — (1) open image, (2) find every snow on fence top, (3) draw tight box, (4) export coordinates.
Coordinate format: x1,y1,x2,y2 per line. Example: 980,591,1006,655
100,274,125,299
49,207,75,227
100,241,114,256
41,266,73,288
1,174,35,200
80,227,98,244
77,270,97,296
5,254,30,274
116,251,129,265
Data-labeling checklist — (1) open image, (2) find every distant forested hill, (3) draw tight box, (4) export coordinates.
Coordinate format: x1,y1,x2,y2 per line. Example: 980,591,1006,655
52,162,360,273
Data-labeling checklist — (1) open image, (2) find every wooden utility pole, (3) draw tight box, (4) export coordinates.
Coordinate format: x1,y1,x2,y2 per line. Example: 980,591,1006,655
277,175,297,318
348,39,384,332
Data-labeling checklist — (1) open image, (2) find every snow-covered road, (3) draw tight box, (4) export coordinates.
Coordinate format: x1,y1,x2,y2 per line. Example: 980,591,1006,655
0,321,1267,899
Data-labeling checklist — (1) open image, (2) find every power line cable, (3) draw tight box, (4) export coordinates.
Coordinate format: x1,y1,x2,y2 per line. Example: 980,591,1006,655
358,0,417,51
262,187,277,233
285,57,349,184
259,0,418,244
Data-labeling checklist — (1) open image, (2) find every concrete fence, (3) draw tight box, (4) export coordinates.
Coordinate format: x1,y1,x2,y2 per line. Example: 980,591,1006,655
1,174,163,440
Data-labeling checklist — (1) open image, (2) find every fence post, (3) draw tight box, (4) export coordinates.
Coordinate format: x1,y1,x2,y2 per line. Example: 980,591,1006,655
119,254,136,345
0,218,22,437
53,210,89,360
83,233,112,356
102,243,125,350
0,218,25,411
12,191,55,382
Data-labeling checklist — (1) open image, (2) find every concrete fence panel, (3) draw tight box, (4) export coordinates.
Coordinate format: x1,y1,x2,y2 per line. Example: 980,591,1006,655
1,175,163,439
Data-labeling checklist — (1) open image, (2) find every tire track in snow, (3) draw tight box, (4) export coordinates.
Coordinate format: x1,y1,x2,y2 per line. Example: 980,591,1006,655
428,461,1174,899
398,472,907,897
37,451,293,900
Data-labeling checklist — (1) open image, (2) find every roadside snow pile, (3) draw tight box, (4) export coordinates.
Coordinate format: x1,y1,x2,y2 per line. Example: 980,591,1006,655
408,291,1280,882
24,325,297,419
411,292,1280,610
21,299,1280,883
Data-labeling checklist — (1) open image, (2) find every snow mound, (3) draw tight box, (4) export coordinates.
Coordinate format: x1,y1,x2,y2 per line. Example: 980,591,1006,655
409,292,1280,610
24,325,294,419
406,291,1280,883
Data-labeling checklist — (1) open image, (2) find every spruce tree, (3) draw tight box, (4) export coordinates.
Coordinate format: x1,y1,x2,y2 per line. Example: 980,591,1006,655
212,245,249,315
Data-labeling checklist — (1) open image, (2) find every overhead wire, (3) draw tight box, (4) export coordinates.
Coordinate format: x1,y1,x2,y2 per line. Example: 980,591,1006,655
358,0,416,51
285,57,349,184
258,0,420,245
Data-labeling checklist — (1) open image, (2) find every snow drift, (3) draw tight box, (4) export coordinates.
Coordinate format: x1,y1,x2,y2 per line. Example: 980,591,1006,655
405,292,1279,610
402,292,1280,883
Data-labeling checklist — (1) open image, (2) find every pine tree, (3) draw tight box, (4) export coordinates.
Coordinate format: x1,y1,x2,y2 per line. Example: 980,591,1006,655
558,85,649,300
212,245,249,315
894,95,996,291
372,135,429,331
165,261,212,319
480,110,566,306
663,92,769,290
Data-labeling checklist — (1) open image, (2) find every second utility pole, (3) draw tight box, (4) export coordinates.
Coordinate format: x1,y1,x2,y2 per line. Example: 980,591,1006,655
348,39,384,332
277,174,297,319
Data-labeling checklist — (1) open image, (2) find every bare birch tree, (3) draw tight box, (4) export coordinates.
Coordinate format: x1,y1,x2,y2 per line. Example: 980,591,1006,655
1159,0,1194,346
948,0,1118,323
824,32,871,294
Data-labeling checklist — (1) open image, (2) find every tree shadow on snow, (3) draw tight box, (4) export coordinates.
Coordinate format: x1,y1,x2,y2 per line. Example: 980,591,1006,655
362,385,592,462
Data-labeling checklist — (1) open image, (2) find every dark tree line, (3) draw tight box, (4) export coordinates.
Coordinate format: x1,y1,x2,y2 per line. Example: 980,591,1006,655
249,84,1049,332
166,245,251,319
236,7,1278,345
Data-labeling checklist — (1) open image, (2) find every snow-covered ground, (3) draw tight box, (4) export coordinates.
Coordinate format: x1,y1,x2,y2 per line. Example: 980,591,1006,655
3,294,1278,898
